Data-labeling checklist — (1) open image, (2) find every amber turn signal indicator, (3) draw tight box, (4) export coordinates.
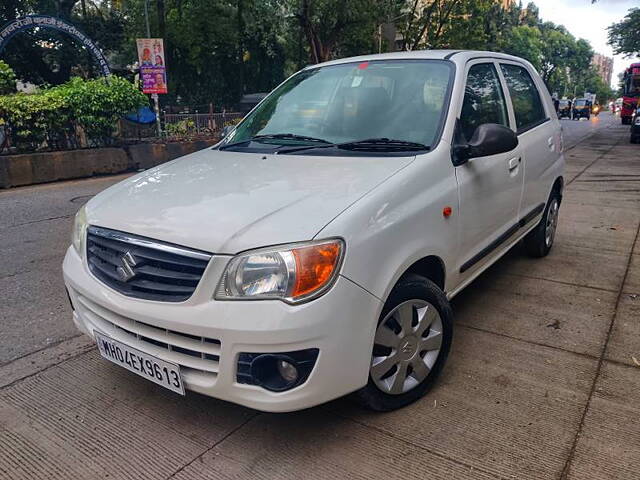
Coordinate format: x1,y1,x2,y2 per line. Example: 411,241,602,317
291,241,342,298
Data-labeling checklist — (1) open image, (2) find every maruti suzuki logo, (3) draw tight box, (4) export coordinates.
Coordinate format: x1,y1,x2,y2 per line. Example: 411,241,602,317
116,251,137,282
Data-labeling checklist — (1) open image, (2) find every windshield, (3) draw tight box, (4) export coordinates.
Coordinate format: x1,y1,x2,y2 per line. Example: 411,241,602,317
624,75,640,97
224,60,453,153
575,99,587,106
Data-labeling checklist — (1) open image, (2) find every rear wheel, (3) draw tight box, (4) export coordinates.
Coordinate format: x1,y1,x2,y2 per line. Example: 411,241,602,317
523,191,561,258
354,275,453,411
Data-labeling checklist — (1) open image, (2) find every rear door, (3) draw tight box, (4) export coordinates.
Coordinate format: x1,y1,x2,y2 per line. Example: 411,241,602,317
498,62,559,226
455,60,524,275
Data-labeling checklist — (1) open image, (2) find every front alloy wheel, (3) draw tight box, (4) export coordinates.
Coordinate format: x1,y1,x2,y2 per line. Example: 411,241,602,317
371,300,443,395
354,274,453,411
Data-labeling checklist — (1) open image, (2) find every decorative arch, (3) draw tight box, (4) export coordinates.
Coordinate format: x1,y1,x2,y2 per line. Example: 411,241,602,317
0,15,110,77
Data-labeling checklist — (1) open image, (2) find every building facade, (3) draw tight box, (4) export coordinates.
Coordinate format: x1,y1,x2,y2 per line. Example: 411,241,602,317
592,53,614,86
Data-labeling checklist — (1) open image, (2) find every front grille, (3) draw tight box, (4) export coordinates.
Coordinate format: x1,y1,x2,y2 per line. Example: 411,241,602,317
76,293,221,377
86,226,212,302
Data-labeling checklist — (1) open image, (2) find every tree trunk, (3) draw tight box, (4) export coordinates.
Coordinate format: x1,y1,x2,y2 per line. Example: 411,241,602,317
156,0,166,40
237,0,245,94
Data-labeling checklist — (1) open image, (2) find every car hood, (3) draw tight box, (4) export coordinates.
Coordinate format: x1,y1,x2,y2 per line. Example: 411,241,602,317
86,148,414,254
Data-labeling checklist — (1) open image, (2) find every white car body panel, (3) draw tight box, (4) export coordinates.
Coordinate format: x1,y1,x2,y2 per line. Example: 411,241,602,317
86,149,414,254
63,50,565,411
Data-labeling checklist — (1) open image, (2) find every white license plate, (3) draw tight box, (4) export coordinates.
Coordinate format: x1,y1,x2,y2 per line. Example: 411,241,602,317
95,331,185,395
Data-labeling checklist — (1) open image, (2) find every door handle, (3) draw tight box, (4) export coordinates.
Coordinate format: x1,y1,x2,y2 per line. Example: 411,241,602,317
547,137,555,151
508,157,521,171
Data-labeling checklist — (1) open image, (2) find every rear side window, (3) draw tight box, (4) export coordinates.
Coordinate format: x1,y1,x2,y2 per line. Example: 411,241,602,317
500,64,547,132
459,63,509,142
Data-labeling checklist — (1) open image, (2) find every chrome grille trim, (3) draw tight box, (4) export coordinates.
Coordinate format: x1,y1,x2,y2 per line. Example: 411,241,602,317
86,226,212,302
89,226,212,261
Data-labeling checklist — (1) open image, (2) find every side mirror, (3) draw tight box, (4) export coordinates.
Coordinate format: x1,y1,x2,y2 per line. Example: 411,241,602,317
453,123,518,166
221,125,234,139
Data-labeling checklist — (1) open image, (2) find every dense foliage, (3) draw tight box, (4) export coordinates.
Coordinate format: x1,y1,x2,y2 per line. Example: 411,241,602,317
0,0,619,108
608,8,640,58
0,76,147,151
0,61,17,95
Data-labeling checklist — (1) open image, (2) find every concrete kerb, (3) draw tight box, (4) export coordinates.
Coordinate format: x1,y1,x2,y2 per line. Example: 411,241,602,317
0,139,217,189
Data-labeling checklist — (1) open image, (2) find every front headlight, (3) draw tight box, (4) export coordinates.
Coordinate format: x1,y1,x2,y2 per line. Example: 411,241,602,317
216,239,344,304
635,116,640,125
71,205,88,257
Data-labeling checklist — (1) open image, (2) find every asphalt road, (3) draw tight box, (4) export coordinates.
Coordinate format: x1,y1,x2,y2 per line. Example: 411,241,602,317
560,110,617,149
1,111,639,479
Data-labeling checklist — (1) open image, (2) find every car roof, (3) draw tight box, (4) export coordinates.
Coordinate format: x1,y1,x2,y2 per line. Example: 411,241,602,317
307,50,531,69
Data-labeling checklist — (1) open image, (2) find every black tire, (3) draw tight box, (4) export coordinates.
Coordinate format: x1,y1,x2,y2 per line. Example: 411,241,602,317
353,274,453,412
523,190,561,258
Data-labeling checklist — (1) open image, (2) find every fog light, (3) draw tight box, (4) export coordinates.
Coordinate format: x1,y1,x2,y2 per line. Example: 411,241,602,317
277,359,299,383
237,348,319,392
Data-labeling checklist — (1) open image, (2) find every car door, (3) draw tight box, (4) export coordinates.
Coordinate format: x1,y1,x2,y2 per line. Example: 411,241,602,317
499,62,558,226
454,60,524,275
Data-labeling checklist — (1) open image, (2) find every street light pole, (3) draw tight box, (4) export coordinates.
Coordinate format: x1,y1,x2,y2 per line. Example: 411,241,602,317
143,0,162,137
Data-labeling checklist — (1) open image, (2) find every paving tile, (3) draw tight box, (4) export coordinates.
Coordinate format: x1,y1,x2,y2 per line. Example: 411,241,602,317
624,255,640,294
606,294,640,367
561,188,640,209
54,350,256,445
0,351,253,480
566,361,640,480
172,411,499,480
332,327,597,479
553,201,640,254
492,241,628,293
452,272,616,357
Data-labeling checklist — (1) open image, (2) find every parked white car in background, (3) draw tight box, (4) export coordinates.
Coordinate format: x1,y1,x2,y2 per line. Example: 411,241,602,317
63,50,564,412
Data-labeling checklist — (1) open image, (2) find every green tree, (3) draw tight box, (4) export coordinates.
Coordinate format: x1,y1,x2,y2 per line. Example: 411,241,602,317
292,0,386,63
608,8,640,57
499,25,544,71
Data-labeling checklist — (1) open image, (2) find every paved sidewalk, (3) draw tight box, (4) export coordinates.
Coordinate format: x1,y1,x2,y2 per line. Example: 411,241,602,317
1,121,639,479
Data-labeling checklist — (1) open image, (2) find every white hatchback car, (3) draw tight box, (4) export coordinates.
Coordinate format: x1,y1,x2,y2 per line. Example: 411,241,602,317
63,50,564,412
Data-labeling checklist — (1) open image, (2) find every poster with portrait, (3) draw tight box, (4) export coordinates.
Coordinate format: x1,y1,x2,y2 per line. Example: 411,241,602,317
136,38,167,94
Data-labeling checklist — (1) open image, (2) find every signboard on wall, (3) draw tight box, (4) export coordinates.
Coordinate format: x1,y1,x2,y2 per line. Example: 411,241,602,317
0,15,110,77
136,38,167,94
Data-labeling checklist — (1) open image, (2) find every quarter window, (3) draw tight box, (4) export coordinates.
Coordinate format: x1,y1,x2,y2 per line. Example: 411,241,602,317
500,64,547,132
459,63,509,142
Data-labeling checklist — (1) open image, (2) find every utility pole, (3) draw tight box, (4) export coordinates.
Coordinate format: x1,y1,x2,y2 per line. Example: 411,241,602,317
143,0,162,137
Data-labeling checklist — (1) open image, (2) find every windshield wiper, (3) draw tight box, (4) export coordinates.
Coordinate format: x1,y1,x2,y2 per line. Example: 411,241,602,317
337,138,429,151
253,133,332,144
279,137,429,154
220,133,331,150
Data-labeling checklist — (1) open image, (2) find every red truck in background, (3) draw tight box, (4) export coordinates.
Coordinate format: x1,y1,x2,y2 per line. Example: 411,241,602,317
621,63,640,124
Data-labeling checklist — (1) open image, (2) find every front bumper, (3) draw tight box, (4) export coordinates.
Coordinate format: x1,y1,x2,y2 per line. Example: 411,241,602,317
63,246,381,412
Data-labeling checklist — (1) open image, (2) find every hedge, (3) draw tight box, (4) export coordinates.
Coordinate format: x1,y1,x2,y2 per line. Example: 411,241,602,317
0,76,148,152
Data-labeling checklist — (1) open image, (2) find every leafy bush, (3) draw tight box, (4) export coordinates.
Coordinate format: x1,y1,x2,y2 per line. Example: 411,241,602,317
0,61,16,95
166,118,195,137
0,88,71,150
62,76,148,144
0,76,147,152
